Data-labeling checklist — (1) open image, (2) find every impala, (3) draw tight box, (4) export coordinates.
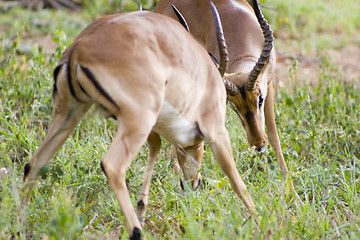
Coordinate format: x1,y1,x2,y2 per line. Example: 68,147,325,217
21,5,259,240
155,0,301,201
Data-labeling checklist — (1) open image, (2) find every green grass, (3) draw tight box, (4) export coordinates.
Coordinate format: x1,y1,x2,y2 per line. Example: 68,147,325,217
1,0,360,239
264,0,360,55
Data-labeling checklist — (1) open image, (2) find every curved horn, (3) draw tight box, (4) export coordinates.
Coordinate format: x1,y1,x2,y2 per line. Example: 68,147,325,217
210,1,239,96
223,78,240,96
210,1,228,77
246,0,274,91
172,4,190,32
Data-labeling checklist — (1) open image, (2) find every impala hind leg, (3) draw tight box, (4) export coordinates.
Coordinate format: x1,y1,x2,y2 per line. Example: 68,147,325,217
100,116,158,240
265,84,302,204
21,101,91,207
209,127,260,224
176,142,204,190
136,131,161,225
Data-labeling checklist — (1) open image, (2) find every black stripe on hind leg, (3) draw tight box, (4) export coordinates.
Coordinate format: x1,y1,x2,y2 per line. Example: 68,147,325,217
79,65,120,111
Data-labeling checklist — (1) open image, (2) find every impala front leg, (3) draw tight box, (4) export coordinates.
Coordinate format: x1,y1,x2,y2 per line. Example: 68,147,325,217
209,126,261,225
265,83,303,204
264,83,288,176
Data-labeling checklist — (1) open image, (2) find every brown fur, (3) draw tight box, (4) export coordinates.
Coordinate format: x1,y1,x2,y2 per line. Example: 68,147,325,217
21,11,260,238
155,0,302,203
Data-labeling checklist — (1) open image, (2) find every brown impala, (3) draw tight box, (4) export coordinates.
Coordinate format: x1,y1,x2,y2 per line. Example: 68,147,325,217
21,4,260,240
155,0,302,202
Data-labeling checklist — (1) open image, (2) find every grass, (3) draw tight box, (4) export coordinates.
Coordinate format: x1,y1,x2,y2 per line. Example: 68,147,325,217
264,0,360,56
1,0,360,239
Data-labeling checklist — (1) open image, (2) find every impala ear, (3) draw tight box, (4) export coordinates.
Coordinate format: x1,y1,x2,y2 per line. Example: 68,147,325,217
171,4,190,32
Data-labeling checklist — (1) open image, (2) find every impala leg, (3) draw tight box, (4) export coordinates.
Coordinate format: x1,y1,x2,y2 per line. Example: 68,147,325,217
170,145,180,173
136,131,161,226
209,127,260,224
100,117,157,240
21,101,91,208
265,84,302,204
176,141,204,190
264,84,289,176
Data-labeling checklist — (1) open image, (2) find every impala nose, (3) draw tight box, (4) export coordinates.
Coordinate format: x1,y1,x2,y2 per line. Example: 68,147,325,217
255,140,267,153
179,173,202,191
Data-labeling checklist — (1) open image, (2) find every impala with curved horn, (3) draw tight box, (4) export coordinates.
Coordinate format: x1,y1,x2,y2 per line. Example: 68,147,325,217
155,0,301,201
21,6,259,240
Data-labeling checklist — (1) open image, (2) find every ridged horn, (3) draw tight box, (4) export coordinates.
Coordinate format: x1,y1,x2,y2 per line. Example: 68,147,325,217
172,4,190,32
210,1,239,96
223,78,240,96
210,1,228,78
245,0,274,91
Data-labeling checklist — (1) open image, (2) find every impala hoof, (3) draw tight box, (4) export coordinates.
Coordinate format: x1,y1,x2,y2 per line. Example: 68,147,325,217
130,227,141,240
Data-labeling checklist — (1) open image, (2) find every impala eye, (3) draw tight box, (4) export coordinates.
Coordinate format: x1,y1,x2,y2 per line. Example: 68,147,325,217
258,95,264,107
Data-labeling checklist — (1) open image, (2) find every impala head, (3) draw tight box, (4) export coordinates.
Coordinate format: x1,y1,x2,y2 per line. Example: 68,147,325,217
225,72,268,152
223,0,274,152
